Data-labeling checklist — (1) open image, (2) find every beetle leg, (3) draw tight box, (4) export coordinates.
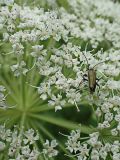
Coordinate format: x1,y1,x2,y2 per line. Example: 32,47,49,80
83,78,88,81
83,74,88,81
96,82,100,89
83,73,87,77
96,82,100,96
96,76,102,82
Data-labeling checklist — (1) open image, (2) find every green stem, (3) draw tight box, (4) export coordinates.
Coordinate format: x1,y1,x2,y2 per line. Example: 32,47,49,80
20,112,26,133
28,113,95,134
0,153,3,160
15,112,26,158
20,75,25,109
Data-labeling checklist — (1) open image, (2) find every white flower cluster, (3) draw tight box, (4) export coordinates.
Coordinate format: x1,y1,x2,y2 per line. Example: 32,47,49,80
0,2,82,111
0,125,40,160
65,129,120,160
10,61,28,77
43,139,58,158
95,98,120,135
0,85,8,109
0,0,119,113
68,0,120,48
0,0,14,6
0,125,58,159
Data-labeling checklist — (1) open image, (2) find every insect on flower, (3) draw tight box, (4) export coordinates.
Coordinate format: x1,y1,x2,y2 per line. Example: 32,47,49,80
81,45,108,94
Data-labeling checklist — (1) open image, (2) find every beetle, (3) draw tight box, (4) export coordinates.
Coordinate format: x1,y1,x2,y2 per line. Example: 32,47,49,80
83,64,100,94
81,45,107,94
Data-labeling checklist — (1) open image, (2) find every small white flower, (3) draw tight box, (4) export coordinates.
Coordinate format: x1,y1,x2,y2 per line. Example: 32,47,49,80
12,43,24,55
3,32,9,41
11,61,28,77
91,149,99,160
38,82,51,100
43,139,58,158
113,153,120,160
0,85,6,92
107,80,120,90
117,123,120,131
111,141,120,154
79,144,89,157
48,94,66,111
21,145,31,158
99,147,107,160
31,45,44,57
111,129,118,136
0,0,14,5
95,108,102,117
104,143,111,152
23,129,39,145
105,112,113,122
115,114,120,122
66,130,81,153
0,141,5,151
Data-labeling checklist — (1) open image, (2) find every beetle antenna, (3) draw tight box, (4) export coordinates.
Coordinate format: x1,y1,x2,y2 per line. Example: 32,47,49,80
59,132,69,137
26,82,39,88
81,43,89,69
93,60,109,69
93,48,109,68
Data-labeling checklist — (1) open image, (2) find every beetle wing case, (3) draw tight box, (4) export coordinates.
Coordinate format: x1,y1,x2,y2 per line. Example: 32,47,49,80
88,69,96,94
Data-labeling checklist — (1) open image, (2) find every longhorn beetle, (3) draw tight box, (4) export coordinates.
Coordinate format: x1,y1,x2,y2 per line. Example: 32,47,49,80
81,45,108,94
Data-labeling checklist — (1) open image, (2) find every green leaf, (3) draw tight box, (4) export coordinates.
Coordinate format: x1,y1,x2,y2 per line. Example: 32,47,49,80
29,113,95,134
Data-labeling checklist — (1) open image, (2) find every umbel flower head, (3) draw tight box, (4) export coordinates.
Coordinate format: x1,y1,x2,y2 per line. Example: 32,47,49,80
65,129,120,160
0,0,119,111
0,0,120,159
0,124,58,159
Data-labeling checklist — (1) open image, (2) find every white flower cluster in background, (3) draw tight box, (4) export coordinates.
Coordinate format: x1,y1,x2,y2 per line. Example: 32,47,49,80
65,129,120,160
0,0,14,6
68,0,120,48
0,125,58,159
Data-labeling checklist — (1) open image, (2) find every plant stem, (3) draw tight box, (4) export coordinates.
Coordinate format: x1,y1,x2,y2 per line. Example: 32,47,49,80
29,113,96,134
